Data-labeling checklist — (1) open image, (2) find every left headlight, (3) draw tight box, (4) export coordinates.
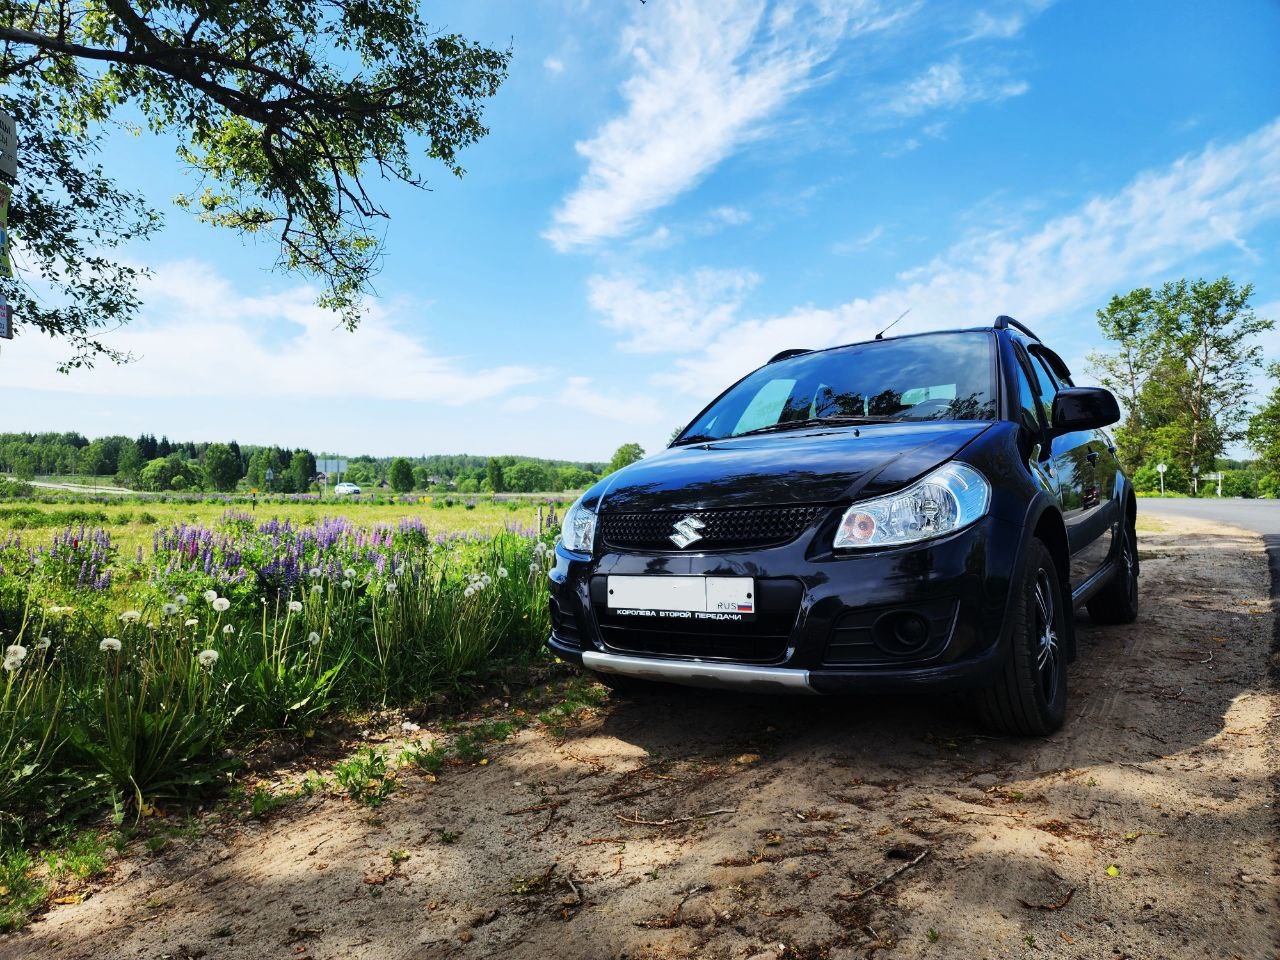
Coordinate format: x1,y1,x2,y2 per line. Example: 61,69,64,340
560,496,597,554
834,462,991,549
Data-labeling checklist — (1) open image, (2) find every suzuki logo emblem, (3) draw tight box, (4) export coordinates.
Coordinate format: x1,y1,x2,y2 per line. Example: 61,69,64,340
669,515,706,549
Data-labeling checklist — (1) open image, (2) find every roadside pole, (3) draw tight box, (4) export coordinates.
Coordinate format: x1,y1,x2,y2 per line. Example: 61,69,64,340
1157,462,1166,496
0,104,16,350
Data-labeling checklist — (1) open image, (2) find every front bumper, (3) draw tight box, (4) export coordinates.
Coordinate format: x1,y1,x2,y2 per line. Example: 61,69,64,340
546,513,1024,695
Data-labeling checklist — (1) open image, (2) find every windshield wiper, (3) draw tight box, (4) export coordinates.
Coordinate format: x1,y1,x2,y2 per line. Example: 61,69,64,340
733,415,892,438
672,432,716,446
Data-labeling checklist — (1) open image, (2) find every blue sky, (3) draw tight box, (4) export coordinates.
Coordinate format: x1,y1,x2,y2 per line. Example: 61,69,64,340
4,0,1280,461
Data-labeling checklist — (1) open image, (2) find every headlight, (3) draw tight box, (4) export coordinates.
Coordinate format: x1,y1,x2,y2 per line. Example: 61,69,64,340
560,496,597,554
834,462,990,549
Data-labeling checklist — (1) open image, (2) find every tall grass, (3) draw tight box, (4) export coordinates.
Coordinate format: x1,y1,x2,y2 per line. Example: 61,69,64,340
0,511,555,840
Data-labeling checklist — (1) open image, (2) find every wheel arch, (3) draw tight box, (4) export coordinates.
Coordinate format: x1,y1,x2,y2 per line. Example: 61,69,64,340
1023,496,1075,660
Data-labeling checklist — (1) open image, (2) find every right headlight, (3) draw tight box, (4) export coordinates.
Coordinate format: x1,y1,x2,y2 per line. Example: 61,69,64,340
560,496,597,554
834,462,990,549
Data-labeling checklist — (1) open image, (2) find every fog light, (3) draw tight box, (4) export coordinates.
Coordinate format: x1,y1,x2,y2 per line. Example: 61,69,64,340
873,611,932,656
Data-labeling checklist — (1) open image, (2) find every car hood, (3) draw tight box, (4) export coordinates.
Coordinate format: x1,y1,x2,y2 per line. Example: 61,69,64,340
594,421,992,513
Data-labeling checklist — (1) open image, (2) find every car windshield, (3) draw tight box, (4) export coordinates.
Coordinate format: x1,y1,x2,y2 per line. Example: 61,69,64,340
675,332,997,444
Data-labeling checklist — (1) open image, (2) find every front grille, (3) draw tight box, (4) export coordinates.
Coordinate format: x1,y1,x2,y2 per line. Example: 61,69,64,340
549,597,584,650
822,598,958,666
590,577,803,663
600,505,830,552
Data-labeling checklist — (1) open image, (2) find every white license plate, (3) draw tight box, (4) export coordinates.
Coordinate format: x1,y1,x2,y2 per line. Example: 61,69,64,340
606,576,755,614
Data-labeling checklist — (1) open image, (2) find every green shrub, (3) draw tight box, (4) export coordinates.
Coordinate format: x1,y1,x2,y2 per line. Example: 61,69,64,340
0,848,46,932
0,479,35,499
334,748,395,807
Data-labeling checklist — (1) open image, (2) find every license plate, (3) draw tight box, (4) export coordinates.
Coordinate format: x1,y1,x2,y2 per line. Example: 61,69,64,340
606,576,755,616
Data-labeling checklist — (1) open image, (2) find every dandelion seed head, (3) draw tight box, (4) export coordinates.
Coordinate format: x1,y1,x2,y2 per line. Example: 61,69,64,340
212,597,230,612
99,637,122,652
176,594,189,607
35,636,51,651
223,624,235,635
184,618,199,627
197,649,219,669
119,610,141,623
311,584,322,594
341,580,351,590
161,603,178,616
288,600,303,613
203,590,218,603
308,631,321,645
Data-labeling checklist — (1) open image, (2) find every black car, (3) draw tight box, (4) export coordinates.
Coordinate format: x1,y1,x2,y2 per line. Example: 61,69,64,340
547,317,1137,735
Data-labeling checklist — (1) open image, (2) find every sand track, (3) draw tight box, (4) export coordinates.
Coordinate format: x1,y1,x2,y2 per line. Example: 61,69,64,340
5,516,1276,960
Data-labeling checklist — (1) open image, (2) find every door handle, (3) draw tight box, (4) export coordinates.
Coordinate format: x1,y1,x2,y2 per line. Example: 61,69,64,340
1086,450,1099,465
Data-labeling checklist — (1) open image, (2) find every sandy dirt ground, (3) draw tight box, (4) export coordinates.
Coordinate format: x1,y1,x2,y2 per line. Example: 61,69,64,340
4,516,1276,960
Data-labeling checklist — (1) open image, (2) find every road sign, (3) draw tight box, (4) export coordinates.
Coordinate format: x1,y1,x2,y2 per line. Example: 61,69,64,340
317,458,347,475
265,468,274,482
0,109,15,179
1156,463,1166,473
0,183,11,278
0,297,11,340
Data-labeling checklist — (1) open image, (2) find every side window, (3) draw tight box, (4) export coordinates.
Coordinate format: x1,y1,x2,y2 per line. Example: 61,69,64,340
1011,349,1042,438
1029,352,1060,427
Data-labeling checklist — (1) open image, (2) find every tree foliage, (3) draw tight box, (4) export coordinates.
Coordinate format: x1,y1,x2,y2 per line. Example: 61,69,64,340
0,0,510,367
1247,362,1280,490
607,443,645,475
1089,277,1272,484
203,442,240,492
387,457,413,493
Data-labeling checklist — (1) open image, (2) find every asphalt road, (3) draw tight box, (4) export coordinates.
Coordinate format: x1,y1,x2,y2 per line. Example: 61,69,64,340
1138,496,1280,536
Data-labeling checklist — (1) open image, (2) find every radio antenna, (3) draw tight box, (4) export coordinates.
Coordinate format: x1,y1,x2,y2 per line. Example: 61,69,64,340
874,308,911,340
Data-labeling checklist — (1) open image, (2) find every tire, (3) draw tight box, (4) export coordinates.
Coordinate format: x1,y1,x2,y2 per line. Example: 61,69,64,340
1086,521,1139,624
976,538,1068,736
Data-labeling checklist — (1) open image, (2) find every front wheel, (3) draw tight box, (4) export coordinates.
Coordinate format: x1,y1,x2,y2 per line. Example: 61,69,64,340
976,538,1068,736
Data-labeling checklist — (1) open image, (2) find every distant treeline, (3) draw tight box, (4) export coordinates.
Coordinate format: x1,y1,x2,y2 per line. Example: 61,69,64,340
0,433,619,494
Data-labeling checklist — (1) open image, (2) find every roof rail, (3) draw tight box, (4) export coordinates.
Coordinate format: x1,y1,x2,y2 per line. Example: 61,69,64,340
993,314,1042,342
768,348,812,364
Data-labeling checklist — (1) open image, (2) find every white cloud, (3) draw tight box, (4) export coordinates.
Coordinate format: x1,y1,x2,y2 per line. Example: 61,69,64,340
832,224,885,255
960,1,1055,41
883,58,1028,117
546,0,907,250
543,55,565,74
588,268,760,353
6,260,545,403
560,377,665,426
708,205,752,226
642,119,1280,393
882,137,921,157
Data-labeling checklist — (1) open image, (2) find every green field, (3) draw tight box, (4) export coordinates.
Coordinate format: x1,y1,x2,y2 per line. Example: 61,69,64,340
0,496,568,555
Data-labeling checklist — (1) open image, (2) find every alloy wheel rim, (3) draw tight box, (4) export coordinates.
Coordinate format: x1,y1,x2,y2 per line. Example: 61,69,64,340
1123,534,1137,602
1034,568,1060,701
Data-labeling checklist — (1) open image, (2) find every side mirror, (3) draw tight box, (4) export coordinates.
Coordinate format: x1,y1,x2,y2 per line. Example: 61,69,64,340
1051,387,1120,434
